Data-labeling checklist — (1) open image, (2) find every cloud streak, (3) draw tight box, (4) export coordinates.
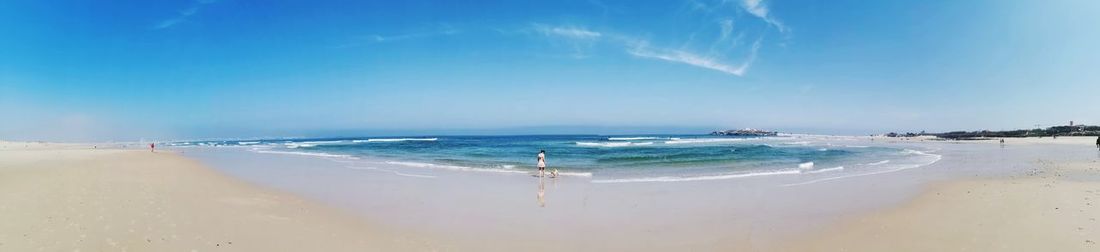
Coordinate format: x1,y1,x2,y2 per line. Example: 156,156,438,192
529,21,763,76
740,0,786,33
371,28,461,43
331,25,462,49
627,38,761,76
531,24,602,39
529,24,603,58
524,0,789,76
152,0,219,30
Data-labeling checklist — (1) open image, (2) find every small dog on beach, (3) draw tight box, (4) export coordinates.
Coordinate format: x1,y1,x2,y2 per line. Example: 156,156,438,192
550,169,559,178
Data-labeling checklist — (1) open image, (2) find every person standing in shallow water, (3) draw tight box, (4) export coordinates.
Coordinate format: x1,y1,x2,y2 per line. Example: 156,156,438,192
537,150,547,176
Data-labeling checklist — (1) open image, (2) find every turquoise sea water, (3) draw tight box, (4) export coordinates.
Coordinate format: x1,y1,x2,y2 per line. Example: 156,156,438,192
170,135,940,182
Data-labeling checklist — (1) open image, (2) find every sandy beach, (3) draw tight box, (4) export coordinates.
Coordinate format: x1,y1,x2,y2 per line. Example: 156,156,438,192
0,141,437,251
786,138,1100,251
787,162,1100,251
3,137,1099,251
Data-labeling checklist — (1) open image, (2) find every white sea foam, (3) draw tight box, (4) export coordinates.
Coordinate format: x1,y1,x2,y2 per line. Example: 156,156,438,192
576,141,653,147
782,149,942,187
384,161,593,177
237,141,260,145
824,143,870,148
900,149,931,155
607,137,662,141
803,166,844,174
366,138,438,142
664,138,750,144
591,169,802,183
250,149,358,159
284,144,315,149
798,162,815,169
865,160,891,166
301,140,345,145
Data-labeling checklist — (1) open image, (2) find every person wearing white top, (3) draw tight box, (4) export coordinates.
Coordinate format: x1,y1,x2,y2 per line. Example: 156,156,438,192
537,150,547,176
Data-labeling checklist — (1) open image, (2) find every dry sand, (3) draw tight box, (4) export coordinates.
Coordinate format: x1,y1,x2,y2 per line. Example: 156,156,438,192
0,141,438,251
787,152,1100,251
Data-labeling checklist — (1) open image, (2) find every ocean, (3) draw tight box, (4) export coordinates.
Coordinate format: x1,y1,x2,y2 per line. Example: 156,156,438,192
169,134,941,184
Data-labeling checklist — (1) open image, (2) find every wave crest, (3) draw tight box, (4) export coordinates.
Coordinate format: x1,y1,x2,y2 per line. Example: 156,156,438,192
664,138,750,144
250,148,358,159
576,141,654,147
607,137,662,141
364,138,438,142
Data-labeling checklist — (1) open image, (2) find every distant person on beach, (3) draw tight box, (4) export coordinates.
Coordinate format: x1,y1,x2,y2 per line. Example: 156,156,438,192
1095,136,1099,150
150,143,155,153
537,150,546,176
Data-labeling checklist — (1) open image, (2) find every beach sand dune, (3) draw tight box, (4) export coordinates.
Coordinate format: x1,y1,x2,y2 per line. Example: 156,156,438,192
0,143,437,251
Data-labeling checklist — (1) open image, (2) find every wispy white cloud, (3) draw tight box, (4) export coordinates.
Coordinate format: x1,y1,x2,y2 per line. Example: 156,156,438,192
525,21,762,76
627,38,761,76
525,1,783,76
688,0,714,12
528,23,604,58
371,27,461,43
332,25,462,48
531,24,602,40
739,0,786,33
152,0,220,30
718,19,735,41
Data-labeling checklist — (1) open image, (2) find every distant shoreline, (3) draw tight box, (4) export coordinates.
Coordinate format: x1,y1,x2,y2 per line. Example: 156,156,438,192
881,124,1100,139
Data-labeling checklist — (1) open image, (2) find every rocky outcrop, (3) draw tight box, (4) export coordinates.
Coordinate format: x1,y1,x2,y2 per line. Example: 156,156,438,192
710,128,778,136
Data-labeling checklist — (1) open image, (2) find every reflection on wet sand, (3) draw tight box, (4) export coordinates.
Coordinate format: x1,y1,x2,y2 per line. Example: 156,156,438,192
537,176,546,207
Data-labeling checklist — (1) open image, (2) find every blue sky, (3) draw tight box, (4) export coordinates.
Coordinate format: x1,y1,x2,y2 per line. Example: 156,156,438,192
2,0,1098,141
